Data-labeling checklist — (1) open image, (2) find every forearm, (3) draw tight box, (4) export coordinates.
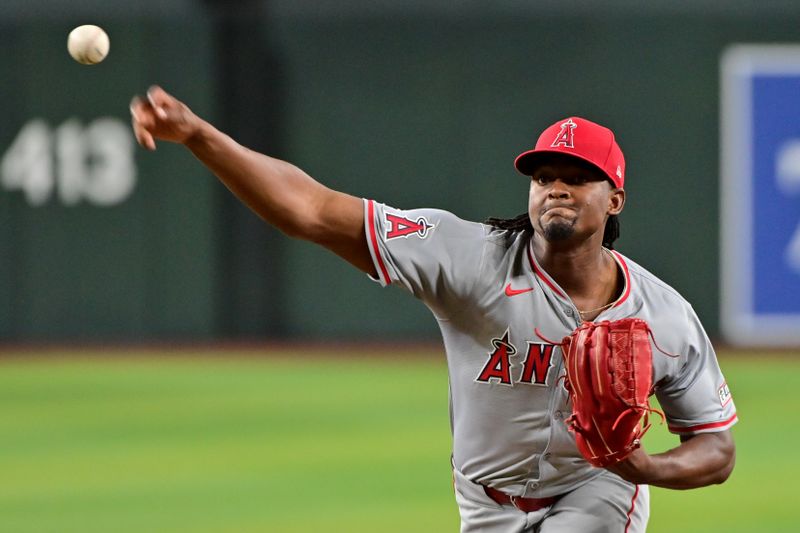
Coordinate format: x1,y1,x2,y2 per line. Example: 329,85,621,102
131,86,373,273
185,120,334,240
608,431,736,489
647,433,735,489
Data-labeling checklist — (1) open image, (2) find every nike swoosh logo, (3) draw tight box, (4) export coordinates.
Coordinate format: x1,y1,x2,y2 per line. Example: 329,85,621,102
504,283,534,297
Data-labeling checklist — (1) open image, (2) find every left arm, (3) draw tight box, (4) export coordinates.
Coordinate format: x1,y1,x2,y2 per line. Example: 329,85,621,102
606,430,735,489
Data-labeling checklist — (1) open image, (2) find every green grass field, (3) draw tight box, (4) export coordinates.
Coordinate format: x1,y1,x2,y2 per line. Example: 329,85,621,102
0,349,795,532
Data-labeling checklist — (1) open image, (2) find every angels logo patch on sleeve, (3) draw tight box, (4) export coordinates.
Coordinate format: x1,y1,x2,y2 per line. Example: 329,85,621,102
385,213,435,240
718,381,732,407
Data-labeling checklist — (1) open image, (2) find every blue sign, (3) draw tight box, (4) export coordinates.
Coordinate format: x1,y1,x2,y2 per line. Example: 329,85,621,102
721,45,800,346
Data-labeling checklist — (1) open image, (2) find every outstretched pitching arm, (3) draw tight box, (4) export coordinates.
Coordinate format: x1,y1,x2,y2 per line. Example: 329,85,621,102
130,85,376,276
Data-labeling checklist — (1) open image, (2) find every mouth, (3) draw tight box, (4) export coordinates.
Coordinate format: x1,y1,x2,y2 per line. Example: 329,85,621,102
541,205,577,218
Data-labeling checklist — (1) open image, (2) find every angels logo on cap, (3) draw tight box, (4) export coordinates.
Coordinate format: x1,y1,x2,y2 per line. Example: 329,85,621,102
514,116,626,189
551,119,577,149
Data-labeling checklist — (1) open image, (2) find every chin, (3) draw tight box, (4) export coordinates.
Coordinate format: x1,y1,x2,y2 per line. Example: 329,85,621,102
541,221,576,242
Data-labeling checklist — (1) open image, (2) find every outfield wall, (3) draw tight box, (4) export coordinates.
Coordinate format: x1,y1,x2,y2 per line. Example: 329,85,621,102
2,1,799,341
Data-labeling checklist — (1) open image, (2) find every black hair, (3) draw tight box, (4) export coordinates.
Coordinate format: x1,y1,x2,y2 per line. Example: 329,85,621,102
483,213,620,250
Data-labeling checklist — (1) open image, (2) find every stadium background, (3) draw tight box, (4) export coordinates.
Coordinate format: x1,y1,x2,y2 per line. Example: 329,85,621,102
1,1,797,531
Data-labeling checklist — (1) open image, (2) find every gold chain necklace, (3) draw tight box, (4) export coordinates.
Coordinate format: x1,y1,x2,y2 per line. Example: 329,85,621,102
576,249,617,317
577,301,615,316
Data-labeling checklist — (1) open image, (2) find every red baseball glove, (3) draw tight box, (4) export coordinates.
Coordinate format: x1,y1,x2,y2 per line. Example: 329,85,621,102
545,318,667,467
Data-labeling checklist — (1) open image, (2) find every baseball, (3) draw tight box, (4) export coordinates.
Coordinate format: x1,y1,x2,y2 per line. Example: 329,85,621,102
67,25,110,65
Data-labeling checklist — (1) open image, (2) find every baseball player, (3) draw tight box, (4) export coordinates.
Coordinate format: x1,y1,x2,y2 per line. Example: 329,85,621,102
130,86,737,532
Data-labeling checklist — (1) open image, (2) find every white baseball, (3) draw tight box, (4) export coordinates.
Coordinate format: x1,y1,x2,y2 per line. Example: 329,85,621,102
67,25,110,65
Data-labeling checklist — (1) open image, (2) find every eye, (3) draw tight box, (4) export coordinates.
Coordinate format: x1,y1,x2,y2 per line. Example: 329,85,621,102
564,174,590,186
533,174,552,185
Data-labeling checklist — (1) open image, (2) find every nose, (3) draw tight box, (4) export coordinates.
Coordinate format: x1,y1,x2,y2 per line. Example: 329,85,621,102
548,179,571,199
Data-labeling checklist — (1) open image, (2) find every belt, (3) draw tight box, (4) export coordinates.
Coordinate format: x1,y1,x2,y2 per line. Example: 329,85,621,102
483,485,560,513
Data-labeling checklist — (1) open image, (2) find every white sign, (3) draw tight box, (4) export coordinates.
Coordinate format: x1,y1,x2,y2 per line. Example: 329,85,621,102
721,45,800,347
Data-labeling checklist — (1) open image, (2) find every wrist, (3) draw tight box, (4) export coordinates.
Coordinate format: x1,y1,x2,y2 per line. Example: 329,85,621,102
606,447,658,485
184,117,213,148
629,450,658,484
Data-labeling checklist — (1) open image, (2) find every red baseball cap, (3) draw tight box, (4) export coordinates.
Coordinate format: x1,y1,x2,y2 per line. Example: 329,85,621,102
514,117,625,188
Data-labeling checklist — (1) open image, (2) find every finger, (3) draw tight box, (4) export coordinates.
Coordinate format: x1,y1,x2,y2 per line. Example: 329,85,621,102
129,96,149,122
130,95,163,127
130,104,157,133
130,106,156,150
131,117,156,150
146,85,169,119
146,84,168,102
143,131,156,151
130,94,158,113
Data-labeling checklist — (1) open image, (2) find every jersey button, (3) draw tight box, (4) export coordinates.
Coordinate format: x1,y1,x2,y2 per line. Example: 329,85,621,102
554,411,563,420
543,453,551,460
564,307,573,316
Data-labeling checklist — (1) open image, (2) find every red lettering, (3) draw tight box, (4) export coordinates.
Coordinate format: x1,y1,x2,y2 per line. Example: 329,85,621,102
520,343,554,385
476,331,516,385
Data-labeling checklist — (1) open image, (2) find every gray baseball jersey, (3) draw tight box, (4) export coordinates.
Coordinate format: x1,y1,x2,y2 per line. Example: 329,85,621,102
364,199,738,498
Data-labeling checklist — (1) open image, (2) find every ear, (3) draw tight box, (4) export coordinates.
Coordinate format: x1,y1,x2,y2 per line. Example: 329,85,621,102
608,188,625,216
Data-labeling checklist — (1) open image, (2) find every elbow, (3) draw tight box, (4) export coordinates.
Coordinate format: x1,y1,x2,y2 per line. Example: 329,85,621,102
280,220,311,241
714,451,736,484
278,214,327,242
278,194,337,243
712,439,736,485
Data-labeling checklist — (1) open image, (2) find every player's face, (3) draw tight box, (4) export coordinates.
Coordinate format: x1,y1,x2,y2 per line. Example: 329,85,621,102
528,158,624,244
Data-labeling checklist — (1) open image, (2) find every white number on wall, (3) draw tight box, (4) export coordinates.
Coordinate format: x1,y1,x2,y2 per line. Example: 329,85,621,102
1,117,136,207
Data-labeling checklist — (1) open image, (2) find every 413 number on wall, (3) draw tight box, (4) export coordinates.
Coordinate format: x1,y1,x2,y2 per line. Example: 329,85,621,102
1,117,136,207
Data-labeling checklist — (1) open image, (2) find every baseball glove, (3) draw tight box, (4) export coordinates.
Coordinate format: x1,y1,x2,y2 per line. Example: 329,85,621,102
541,318,667,467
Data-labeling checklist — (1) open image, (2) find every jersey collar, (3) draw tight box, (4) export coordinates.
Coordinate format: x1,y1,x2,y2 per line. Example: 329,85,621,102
526,240,632,309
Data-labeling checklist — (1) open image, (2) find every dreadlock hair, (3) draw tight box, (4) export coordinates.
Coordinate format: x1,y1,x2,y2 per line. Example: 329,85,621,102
483,213,620,250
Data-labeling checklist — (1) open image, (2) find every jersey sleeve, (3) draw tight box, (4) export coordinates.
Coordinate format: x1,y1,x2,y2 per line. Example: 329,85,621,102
364,199,487,318
654,304,738,436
